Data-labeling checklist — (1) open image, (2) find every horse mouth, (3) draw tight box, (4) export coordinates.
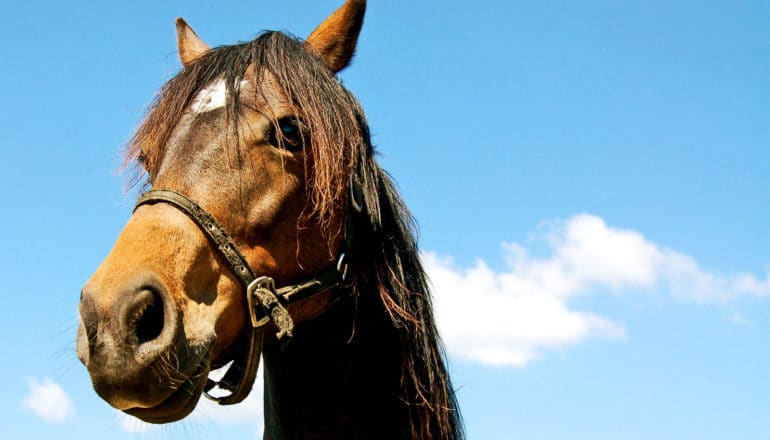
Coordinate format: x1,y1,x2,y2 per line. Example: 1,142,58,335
124,352,211,424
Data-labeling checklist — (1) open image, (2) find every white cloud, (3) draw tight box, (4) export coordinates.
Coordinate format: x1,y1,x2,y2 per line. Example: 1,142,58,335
22,378,74,423
425,214,770,367
724,312,753,327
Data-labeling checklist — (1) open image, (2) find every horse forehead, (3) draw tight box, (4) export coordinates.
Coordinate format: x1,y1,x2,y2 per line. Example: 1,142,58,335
189,72,288,115
157,72,292,185
190,79,228,114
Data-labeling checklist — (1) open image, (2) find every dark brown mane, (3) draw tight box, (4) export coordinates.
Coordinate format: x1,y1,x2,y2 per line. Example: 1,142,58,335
352,159,466,439
126,30,463,440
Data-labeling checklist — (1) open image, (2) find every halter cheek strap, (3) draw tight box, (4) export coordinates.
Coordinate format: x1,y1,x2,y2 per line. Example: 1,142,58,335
134,189,349,405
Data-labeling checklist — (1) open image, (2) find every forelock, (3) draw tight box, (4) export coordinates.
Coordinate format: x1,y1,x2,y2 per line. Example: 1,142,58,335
126,31,372,227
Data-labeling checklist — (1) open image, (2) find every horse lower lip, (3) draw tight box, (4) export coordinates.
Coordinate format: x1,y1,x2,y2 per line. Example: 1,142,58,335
125,358,210,423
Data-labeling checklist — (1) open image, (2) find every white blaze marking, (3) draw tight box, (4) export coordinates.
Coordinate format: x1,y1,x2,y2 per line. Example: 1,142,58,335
190,78,227,113
189,78,252,114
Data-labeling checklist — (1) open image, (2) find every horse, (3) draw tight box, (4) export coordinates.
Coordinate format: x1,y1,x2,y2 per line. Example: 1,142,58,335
76,1,464,438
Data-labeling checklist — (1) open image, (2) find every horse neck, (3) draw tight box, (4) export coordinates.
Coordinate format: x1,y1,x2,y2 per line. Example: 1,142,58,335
261,294,409,439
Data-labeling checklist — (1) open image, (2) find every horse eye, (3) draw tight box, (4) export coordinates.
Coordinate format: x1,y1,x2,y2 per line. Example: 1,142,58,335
271,117,308,152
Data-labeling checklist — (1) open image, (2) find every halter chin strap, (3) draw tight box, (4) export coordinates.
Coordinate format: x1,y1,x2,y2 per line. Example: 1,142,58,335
134,189,349,405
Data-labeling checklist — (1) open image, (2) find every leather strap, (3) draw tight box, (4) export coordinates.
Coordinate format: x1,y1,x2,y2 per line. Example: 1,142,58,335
134,189,348,405
136,190,256,286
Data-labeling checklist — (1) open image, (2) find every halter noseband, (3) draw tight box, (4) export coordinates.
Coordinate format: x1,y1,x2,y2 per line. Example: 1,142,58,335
134,189,350,405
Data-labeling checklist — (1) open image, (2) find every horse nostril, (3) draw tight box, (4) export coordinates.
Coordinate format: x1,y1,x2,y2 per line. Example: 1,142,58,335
132,288,165,345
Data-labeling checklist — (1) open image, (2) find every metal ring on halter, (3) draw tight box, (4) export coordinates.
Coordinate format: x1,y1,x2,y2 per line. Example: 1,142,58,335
336,253,349,282
247,276,275,328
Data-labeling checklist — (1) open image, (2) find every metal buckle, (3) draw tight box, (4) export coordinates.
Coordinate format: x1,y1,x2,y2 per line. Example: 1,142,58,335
336,253,349,282
246,276,274,328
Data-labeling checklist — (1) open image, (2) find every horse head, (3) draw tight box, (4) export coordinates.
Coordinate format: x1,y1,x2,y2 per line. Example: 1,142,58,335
77,0,366,423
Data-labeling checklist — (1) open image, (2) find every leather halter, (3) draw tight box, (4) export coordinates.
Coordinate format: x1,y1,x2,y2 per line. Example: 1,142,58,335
134,189,350,405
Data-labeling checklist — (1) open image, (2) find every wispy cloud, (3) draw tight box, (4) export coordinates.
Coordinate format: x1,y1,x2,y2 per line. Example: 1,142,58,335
724,312,754,327
22,378,74,423
426,214,770,366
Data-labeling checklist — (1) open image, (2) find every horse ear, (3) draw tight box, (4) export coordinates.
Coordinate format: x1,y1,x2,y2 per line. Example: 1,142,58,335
306,0,366,73
175,17,211,67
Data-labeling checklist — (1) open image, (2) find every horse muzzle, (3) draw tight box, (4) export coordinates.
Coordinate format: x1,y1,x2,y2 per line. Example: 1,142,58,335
76,272,210,421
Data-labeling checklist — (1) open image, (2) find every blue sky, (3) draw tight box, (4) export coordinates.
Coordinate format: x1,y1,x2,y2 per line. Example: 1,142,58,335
1,0,768,439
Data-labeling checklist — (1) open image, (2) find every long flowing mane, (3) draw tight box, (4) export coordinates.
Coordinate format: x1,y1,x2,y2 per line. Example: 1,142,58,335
125,31,464,439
